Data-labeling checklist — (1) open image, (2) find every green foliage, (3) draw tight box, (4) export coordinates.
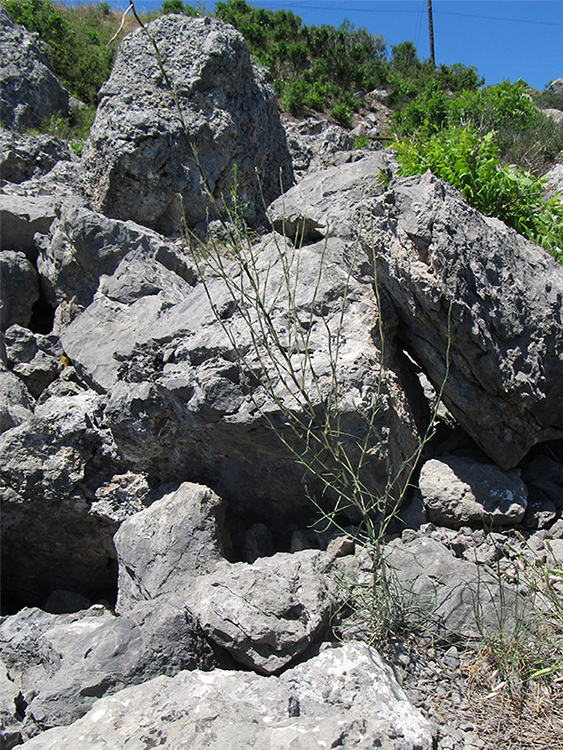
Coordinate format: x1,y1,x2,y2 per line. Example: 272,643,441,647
394,125,563,262
535,88,563,112
160,0,198,16
1,0,125,105
28,104,97,155
393,78,563,174
385,41,482,110
215,0,386,122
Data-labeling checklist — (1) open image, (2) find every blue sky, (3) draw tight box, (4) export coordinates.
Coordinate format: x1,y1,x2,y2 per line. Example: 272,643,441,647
96,0,563,91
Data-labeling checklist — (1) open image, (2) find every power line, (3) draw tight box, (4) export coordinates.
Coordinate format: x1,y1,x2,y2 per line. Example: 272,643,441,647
244,1,563,27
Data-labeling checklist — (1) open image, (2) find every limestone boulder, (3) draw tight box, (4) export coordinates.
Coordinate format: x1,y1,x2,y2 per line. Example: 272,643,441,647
0,128,74,184
0,601,216,740
58,220,422,529
114,482,230,614
419,455,528,528
3,325,62,398
36,201,173,313
18,642,434,750
82,15,293,233
369,171,563,468
0,361,34,433
189,550,340,674
0,392,124,607
0,6,69,131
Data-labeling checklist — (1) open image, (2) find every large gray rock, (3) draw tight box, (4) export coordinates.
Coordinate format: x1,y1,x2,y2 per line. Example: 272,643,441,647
0,6,69,131
59,222,422,528
82,15,293,233
0,251,39,330
0,361,34,433
0,601,216,740
190,550,339,674
382,536,522,641
0,392,124,607
419,455,528,528
3,325,62,397
0,194,58,259
18,642,434,750
0,128,74,184
114,482,229,613
370,171,563,468
36,200,174,313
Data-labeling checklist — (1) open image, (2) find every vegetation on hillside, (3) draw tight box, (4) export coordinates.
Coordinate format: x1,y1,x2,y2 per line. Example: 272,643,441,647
2,0,562,258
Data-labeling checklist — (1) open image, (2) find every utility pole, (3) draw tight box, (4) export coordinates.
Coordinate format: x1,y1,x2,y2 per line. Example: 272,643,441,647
427,0,436,68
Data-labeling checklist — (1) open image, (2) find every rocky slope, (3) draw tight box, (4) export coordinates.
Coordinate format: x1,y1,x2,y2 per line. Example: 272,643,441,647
1,10,563,750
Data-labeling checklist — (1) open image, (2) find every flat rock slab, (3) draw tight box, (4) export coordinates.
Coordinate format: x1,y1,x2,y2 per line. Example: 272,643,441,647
19,642,434,750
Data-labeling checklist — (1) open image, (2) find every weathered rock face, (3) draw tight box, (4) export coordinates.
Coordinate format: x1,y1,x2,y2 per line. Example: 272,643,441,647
54,184,423,528
189,550,339,675
368,171,563,468
17,642,434,750
114,482,230,612
0,7,69,131
0,392,124,607
0,128,74,184
0,361,34,434
0,602,216,741
36,200,172,313
82,15,293,233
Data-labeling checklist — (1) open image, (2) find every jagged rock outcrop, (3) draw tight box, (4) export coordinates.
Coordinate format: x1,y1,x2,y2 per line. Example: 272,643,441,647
270,161,563,469
0,602,216,742
82,14,293,233
17,642,434,750
36,200,173,314
0,361,34,434
0,7,69,131
0,128,74,184
0,392,124,607
114,482,230,612
370,172,563,468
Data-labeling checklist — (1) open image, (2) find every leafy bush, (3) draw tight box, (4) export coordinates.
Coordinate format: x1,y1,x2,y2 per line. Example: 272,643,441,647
393,79,563,174
215,0,386,121
395,125,563,262
160,0,198,16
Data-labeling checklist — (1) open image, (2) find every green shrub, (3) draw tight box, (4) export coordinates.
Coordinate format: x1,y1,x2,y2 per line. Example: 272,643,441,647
393,79,563,174
331,101,352,128
394,125,563,262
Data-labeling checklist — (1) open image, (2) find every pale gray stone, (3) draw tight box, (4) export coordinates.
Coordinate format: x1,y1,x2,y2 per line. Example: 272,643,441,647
0,251,39,330
0,194,57,260
371,170,563,468
0,127,73,184
189,550,339,674
114,482,229,614
18,642,434,750
0,7,69,131
0,361,34,433
82,15,293,233
419,455,528,528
